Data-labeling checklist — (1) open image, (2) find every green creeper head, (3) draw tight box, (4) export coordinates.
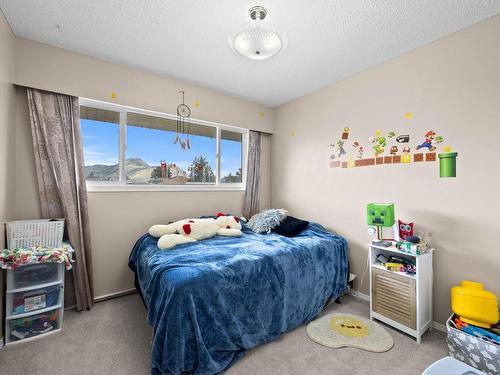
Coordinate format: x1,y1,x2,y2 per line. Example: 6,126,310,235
367,203,395,227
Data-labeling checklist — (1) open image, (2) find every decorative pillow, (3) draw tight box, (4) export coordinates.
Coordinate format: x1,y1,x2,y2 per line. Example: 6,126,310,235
272,216,309,237
246,209,288,234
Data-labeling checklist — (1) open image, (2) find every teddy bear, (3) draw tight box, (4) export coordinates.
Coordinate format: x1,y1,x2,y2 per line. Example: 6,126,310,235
149,213,242,250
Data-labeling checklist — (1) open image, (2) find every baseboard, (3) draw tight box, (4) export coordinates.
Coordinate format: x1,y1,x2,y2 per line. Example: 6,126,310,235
350,289,370,302
349,289,448,334
94,288,136,302
432,320,447,333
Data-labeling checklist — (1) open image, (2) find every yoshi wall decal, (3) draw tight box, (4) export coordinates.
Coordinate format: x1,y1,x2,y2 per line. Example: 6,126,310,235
329,126,458,178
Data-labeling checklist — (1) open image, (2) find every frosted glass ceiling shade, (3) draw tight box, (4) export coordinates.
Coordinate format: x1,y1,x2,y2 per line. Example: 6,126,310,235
233,24,282,60
231,6,284,61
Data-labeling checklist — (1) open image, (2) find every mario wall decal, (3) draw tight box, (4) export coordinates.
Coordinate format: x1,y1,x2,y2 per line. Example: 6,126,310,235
415,130,444,152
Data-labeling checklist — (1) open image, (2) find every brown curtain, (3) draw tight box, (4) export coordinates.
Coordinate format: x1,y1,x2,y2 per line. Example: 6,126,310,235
27,88,94,311
243,131,262,219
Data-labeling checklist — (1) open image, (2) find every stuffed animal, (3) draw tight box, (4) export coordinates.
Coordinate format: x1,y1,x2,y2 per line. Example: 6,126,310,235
149,213,242,250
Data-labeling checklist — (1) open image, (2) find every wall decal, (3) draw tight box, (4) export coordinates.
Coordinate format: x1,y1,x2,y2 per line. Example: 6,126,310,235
329,124,457,178
341,127,350,140
194,100,200,107
110,91,117,100
352,141,365,158
396,134,410,143
404,112,414,119
415,130,443,151
439,147,458,178
259,111,265,118
289,130,296,137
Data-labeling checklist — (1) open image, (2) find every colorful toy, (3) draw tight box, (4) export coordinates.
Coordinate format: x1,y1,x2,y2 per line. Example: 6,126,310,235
398,219,414,240
149,213,242,249
451,281,499,329
367,203,395,240
454,317,500,345
396,241,426,255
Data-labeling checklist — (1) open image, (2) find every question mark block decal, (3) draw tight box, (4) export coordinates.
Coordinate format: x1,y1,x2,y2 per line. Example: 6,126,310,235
402,154,411,163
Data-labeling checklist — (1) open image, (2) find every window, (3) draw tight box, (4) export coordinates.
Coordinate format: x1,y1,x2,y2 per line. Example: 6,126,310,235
80,107,120,182
220,130,243,183
80,99,247,191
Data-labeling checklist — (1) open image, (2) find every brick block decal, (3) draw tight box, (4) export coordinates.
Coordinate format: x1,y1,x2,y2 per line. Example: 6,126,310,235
341,162,347,168
414,153,424,162
426,152,436,162
376,157,384,165
392,155,401,163
384,156,392,164
355,158,375,167
330,161,341,168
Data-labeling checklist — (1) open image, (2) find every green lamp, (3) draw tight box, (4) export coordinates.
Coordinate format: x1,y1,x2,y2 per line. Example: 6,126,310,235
367,203,395,240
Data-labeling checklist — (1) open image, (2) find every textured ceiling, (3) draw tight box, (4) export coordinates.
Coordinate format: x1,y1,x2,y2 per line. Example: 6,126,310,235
1,1,500,107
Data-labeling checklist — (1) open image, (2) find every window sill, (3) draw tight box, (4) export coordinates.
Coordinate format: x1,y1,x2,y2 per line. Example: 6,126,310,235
86,182,246,193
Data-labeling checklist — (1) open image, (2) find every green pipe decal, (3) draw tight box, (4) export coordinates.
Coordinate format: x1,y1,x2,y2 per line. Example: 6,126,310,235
438,152,458,178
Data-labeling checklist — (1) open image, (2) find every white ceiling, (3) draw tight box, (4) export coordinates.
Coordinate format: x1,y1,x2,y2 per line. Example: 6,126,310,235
2,1,500,107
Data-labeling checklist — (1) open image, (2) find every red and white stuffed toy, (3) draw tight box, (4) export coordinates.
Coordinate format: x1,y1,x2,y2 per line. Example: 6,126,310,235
149,213,242,250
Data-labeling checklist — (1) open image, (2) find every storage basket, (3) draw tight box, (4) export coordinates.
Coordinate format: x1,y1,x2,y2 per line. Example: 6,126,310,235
6,219,64,249
447,314,500,375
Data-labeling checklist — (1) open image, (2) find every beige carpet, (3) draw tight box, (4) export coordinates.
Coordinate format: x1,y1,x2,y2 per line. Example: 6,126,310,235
0,293,448,375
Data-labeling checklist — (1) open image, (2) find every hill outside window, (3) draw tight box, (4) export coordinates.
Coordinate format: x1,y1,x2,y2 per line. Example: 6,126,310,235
80,98,247,192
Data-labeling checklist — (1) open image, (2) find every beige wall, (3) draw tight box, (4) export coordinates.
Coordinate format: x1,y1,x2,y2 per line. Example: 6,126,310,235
272,15,500,324
0,10,16,341
12,42,272,298
14,37,274,133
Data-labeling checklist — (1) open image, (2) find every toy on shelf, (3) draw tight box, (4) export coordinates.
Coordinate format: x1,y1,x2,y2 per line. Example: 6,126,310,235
367,203,395,241
398,220,414,240
451,281,499,329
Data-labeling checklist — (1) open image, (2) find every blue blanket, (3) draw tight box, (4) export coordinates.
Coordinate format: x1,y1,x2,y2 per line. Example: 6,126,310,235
129,223,348,375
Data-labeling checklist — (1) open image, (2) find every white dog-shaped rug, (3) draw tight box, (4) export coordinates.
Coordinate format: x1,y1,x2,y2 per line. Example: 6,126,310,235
149,213,242,249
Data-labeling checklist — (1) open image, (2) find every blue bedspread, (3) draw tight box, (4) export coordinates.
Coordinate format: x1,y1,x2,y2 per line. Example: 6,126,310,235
129,223,348,375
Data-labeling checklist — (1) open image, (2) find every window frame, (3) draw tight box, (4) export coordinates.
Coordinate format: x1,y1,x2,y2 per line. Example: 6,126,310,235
80,98,248,192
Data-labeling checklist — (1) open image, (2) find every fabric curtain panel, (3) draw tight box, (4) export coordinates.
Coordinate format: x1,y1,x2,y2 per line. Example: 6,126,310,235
243,130,262,219
27,88,94,311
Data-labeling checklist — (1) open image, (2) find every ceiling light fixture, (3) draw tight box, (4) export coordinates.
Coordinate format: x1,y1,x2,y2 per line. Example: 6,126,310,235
230,6,285,61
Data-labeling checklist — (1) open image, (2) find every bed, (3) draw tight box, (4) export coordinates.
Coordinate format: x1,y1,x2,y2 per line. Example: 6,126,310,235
129,222,348,375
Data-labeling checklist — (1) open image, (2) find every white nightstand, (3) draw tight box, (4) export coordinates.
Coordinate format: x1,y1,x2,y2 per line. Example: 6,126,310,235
368,243,433,343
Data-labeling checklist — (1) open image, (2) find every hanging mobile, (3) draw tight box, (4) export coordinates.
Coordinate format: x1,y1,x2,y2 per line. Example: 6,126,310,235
176,91,191,150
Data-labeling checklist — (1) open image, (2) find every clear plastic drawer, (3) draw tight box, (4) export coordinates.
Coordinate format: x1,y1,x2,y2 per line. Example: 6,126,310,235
7,308,61,342
7,284,62,316
8,263,62,291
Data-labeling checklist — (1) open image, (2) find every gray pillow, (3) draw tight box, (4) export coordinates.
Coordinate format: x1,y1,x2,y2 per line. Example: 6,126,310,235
246,209,288,234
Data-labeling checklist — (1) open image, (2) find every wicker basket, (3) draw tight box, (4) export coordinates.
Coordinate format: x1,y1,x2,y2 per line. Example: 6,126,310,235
6,219,65,249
